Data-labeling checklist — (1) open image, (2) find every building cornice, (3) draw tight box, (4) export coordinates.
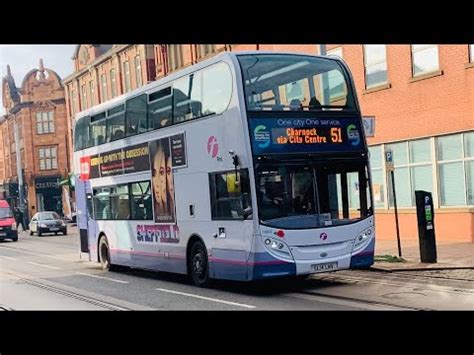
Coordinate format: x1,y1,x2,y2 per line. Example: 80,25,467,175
62,45,132,84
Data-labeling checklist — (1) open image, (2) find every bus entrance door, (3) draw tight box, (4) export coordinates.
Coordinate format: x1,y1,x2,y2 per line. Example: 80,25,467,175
84,186,98,261
75,177,90,255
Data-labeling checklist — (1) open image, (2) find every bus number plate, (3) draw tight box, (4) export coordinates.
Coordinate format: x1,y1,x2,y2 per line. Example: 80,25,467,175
311,262,337,273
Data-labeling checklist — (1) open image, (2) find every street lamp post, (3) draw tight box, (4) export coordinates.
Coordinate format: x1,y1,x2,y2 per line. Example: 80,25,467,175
13,120,26,225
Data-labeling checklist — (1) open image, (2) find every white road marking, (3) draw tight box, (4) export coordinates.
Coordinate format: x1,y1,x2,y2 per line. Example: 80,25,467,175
76,272,129,284
155,288,256,309
0,255,18,261
27,261,61,270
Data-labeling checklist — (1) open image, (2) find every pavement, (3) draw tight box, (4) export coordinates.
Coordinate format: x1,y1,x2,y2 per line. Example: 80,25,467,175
372,238,474,281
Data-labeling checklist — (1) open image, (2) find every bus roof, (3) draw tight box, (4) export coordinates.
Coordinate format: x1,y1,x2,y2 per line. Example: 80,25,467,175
72,51,343,123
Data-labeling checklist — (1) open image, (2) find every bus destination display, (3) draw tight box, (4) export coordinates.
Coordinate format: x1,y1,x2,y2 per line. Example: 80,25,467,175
250,117,364,155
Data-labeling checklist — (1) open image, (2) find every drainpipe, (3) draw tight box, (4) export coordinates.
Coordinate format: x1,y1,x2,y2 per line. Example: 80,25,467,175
318,44,327,56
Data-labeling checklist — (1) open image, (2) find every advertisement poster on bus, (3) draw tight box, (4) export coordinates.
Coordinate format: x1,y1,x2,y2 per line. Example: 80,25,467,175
148,133,187,224
80,142,150,180
149,137,177,223
136,224,179,244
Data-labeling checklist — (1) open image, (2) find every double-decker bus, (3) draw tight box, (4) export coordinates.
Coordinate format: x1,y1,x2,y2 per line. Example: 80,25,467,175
73,51,375,287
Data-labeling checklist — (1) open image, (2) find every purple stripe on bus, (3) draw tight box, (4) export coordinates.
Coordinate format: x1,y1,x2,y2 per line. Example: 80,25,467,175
209,257,289,266
108,248,288,266
110,248,185,259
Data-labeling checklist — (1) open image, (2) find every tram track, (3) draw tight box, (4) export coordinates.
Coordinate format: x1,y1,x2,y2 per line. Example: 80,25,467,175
0,270,133,311
294,289,425,310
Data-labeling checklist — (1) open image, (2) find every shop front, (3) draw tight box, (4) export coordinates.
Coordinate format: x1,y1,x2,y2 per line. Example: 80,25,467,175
34,176,63,216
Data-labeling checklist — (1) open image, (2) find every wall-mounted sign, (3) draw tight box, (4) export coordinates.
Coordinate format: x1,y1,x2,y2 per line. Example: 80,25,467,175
35,177,60,190
385,150,394,172
363,116,375,137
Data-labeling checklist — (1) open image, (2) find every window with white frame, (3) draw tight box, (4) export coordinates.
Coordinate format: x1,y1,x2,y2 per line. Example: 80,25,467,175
89,81,95,107
110,68,117,98
369,145,385,208
364,45,388,88
123,61,131,93
36,111,55,134
134,56,142,87
437,132,474,206
100,74,107,102
387,139,433,208
81,85,87,109
39,146,58,170
197,44,216,59
168,45,183,71
411,45,439,76
327,47,343,59
326,47,346,102
70,89,76,115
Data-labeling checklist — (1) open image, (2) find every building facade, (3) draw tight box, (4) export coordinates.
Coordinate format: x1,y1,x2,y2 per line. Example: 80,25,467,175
158,44,474,243
333,44,474,243
0,60,70,219
64,44,474,242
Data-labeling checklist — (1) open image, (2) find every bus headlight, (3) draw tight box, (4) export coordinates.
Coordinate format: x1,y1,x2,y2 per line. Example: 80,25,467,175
353,228,373,250
263,236,292,258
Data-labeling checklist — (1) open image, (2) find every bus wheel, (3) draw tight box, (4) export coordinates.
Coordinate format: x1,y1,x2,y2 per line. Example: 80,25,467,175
189,240,212,288
98,236,112,271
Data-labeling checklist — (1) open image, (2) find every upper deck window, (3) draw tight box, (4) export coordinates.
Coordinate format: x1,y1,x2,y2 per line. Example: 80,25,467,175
238,54,355,112
74,61,233,151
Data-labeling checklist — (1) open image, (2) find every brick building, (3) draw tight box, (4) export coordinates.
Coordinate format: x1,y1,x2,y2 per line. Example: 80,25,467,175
64,44,474,242
0,60,70,219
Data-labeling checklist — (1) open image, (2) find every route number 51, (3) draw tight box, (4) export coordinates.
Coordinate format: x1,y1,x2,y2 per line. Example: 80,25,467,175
331,127,342,143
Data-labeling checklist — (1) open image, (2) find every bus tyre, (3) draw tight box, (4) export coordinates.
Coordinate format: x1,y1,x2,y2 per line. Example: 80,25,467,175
189,240,212,288
98,236,112,271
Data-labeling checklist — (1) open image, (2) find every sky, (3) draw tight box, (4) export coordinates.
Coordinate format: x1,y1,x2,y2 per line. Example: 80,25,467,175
0,45,76,115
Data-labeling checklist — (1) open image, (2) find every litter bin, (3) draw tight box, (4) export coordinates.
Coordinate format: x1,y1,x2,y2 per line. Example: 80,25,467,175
415,190,437,263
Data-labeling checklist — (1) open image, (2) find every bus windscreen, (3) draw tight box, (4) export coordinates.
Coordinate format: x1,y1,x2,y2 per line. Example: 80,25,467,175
238,54,356,112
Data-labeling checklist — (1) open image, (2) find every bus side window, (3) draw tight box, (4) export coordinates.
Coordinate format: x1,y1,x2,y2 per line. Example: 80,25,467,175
148,87,172,130
209,169,251,220
74,117,84,151
126,94,147,137
107,111,125,142
130,181,153,220
90,112,107,146
173,73,202,124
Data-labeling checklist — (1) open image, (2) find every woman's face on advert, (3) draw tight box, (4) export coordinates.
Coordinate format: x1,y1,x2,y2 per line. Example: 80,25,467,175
166,156,174,196
153,148,167,201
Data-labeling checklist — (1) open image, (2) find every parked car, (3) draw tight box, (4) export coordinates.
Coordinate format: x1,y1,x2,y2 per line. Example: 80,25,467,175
29,212,67,236
0,200,18,242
